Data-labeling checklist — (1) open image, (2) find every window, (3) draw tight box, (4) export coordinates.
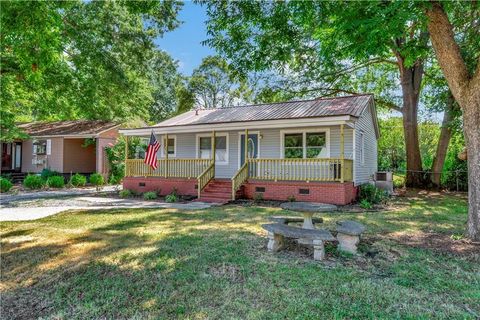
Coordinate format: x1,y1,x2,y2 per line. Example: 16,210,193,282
360,131,365,165
197,134,228,164
33,140,47,155
160,135,176,157
282,130,328,159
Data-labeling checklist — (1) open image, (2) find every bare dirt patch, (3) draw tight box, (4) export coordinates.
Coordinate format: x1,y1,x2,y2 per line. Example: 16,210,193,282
393,231,480,258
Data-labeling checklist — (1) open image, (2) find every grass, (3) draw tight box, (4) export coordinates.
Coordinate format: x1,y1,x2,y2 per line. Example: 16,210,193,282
1,192,478,319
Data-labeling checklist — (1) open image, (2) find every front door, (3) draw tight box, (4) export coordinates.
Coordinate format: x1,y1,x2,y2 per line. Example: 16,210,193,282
14,143,22,171
240,133,259,167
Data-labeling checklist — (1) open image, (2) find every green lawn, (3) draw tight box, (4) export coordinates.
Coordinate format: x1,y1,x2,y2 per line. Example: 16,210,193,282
1,192,479,319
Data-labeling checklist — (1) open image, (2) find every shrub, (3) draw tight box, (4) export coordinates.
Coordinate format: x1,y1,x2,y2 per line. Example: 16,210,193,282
359,199,373,209
359,184,388,204
47,175,65,188
287,195,296,202
69,173,87,187
143,191,157,200
165,193,178,203
23,174,45,189
89,173,104,186
119,189,133,198
393,174,405,189
108,174,122,185
0,177,13,193
253,192,264,203
41,168,61,181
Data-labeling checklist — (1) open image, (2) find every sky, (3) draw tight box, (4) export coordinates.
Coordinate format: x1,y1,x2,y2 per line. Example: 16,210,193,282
155,1,215,75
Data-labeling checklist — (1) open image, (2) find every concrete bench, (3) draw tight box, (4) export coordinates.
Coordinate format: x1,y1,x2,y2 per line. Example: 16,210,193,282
262,223,335,261
268,216,323,225
336,220,366,254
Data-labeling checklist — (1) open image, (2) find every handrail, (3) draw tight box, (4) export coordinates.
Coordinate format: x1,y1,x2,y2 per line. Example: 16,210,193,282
247,158,353,182
231,162,249,200
125,158,211,178
197,161,215,198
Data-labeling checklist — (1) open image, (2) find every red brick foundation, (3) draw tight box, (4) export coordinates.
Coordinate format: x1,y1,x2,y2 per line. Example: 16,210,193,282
243,180,358,205
123,177,197,196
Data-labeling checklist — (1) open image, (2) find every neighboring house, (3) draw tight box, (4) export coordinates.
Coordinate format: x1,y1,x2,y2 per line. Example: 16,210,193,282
120,94,379,205
1,120,120,180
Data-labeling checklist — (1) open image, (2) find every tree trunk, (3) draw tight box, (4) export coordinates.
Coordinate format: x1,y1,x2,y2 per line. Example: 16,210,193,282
431,94,455,187
399,62,426,187
426,1,480,240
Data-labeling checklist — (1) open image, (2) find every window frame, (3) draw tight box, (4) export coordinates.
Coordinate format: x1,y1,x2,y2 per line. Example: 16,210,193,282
195,133,229,165
32,139,48,155
160,135,176,158
280,128,330,159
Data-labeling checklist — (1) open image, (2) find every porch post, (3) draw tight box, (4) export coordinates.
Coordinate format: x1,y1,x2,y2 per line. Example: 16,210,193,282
124,135,128,177
165,133,169,178
212,130,216,163
244,129,249,172
340,124,345,183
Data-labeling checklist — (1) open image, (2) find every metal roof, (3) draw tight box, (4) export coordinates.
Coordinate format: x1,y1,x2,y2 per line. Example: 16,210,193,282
155,94,374,128
18,120,120,137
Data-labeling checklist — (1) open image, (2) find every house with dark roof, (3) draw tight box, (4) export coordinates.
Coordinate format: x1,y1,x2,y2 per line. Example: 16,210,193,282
120,94,379,205
1,120,120,180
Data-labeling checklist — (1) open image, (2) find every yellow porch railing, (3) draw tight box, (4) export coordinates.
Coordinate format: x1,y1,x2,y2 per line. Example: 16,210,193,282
231,162,249,200
197,162,215,198
125,159,212,178
246,158,353,182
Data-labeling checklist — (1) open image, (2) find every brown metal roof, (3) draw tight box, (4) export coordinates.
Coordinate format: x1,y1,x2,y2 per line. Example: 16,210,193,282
155,94,374,128
18,120,120,137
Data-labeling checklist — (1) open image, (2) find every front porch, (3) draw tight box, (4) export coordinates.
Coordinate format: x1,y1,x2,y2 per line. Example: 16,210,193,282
123,126,356,205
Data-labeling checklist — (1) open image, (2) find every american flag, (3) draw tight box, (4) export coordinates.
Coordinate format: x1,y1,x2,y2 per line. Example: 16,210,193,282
144,131,160,170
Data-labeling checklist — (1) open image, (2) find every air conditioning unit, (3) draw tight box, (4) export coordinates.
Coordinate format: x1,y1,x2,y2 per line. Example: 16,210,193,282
374,171,393,194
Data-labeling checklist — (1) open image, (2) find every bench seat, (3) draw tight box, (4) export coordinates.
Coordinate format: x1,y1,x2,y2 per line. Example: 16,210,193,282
261,223,335,261
268,216,323,225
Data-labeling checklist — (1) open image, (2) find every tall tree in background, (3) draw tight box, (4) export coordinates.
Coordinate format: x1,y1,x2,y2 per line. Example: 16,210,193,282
0,0,181,139
425,1,480,240
201,1,433,187
187,56,252,109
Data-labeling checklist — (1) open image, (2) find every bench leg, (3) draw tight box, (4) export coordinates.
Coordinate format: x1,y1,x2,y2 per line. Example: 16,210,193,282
313,239,325,261
337,233,360,254
267,232,284,252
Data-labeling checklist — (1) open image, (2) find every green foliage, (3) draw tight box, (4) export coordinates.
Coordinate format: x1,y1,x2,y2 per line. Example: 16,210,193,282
41,168,61,181
69,173,87,187
23,174,45,190
359,184,388,205
0,1,182,133
287,195,296,202
89,173,104,186
359,199,373,210
441,132,468,191
46,175,65,188
143,191,158,200
393,174,405,189
82,138,96,148
119,189,133,198
0,177,13,193
253,193,264,203
104,136,145,185
165,193,178,203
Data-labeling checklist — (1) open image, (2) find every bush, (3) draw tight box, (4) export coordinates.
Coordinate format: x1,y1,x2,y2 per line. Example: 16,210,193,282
47,175,65,188
41,168,61,181
108,174,122,185
89,173,104,186
69,173,87,187
393,174,405,189
119,189,133,198
359,184,388,204
253,193,264,203
143,191,157,200
165,193,178,203
23,174,45,189
287,195,296,202
0,177,13,193
359,199,373,209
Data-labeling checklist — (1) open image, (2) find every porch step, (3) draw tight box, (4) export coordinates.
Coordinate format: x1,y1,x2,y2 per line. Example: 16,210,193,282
3,172,26,183
197,179,243,204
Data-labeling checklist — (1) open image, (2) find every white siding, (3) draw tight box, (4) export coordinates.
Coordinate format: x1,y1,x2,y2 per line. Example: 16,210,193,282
159,125,355,179
354,104,378,185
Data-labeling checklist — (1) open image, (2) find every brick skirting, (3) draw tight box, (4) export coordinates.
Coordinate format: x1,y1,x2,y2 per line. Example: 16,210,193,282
123,177,197,196
243,180,357,205
123,177,358,205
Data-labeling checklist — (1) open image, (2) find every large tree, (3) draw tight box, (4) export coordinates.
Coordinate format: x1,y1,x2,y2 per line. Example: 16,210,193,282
201,1,433,187
0,0,181,139
425,1,480,240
